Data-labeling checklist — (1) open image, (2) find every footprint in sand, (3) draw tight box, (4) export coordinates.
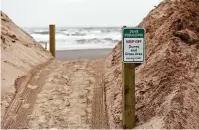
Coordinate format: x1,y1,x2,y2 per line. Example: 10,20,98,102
34,75,40,79
27,85,38,89
27,114,35,120
46,77,53,83
22,103,30,109
10,115,17,122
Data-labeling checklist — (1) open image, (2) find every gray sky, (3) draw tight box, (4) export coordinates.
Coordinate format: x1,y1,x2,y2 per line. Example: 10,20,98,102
1,0,161,27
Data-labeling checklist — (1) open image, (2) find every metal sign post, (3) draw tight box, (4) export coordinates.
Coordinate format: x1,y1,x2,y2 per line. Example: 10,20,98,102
122,27,145,129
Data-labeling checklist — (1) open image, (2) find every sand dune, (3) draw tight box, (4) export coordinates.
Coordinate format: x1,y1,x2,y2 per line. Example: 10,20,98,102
1,11,52,119
104,0,199,129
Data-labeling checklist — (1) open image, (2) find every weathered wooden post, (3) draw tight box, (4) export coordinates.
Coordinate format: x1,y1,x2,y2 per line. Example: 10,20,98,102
49,25,55,57
122,27,145,129
122,63,135,128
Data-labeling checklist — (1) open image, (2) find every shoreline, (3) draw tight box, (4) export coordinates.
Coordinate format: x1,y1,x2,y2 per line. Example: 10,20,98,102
56,48,113,60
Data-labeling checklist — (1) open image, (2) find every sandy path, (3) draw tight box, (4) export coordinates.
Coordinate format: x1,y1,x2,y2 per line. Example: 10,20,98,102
1,59,106,129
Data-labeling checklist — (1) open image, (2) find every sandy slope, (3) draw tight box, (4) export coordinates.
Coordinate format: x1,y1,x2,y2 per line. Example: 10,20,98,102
1,59,106,129
104,0,199,129
1,11,108,129
1,11,52,120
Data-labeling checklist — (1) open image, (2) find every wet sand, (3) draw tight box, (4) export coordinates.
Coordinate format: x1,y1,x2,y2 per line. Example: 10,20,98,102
56,49,112,60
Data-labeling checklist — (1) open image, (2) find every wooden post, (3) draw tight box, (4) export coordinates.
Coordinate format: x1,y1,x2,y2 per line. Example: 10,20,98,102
122,63,135,129
49,25,55,57
122,26,135,129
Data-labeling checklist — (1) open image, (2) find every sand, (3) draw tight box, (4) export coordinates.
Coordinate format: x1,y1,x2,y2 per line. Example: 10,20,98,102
1,11,109,128
1,11,52,120
56,49,112,60
1,59,108,129
104,0,199,129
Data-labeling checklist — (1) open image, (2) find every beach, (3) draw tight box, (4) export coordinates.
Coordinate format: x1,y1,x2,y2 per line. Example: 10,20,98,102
56,49,112,60
1,11,111,129
1,0,199,129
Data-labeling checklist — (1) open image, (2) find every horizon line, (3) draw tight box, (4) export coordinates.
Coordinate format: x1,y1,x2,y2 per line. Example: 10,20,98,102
22,25,136,28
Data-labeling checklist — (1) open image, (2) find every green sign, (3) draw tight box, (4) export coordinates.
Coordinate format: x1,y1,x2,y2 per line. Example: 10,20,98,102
122,28,145,63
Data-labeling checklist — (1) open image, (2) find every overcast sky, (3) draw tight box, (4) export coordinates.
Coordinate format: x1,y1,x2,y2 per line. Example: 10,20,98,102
1,0,161,27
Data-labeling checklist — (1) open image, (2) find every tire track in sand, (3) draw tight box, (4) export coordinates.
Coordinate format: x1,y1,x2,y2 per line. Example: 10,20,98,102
2,59,107,129
91,60,109,129
27,60,102,129
1,60,54,129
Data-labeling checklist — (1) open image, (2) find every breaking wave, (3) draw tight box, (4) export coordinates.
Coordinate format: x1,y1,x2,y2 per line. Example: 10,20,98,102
25,27,121,50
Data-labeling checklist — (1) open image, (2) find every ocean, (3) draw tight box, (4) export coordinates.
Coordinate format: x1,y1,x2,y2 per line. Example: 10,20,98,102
24,27,121,50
